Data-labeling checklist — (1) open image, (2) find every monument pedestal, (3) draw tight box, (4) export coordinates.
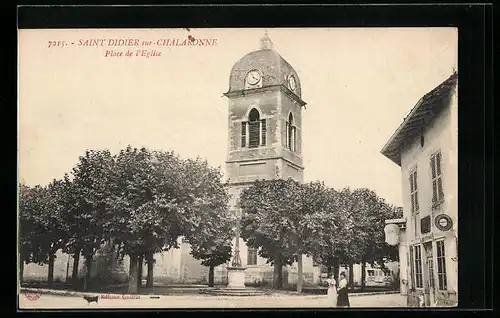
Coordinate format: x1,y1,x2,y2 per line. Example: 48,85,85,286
226,266,247,289
198,218,263,296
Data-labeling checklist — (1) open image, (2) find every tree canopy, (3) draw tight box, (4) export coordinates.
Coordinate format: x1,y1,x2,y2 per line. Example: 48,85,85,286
239,178,402,289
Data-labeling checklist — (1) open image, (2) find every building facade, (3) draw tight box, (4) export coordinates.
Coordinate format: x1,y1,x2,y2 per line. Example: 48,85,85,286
381,72,458,307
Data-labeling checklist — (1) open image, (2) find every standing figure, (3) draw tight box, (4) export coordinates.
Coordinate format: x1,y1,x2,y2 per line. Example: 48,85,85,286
337,272,350,308
326,275,337,307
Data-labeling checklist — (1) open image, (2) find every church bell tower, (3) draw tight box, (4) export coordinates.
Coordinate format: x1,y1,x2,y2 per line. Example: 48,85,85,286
224,31,307,215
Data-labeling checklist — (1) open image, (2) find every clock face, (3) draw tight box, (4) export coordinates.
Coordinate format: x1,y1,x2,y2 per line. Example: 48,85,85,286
435,214,453,231
438,218,448,227
246,70,261,85
288,75,296,91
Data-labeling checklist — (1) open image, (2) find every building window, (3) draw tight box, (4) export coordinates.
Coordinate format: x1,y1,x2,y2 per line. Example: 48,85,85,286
436,240,447,290
409,246,415,289
241,109,266,148
410,169,419,236
286,113,297,152
414,245,423,288
409,169,419,214
367,270,375,277
430,151,444,204
247,248,258,266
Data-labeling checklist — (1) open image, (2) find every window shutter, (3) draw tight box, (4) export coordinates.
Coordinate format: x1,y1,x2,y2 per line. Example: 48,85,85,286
436,152,444,201
431,158,437,203
432,181,438,203
414,171,419,211
436,152,442,175
414,170,418,190
261,119,266,146
437,177,444,200
415,191,419,212
410,194,415,214
431,156,437,179
293,127,297,152
249,121,260,148
409,246,415,289
241,122,247,147
285,121,289,148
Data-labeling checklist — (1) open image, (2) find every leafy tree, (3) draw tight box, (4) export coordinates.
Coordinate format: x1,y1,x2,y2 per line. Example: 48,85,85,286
25,179,70,287
189,227,233,287
184,158,233,287
18,184,46,282
67,149,116,290
109,146,187,293
336,188,401,290
109,147,233,293
304,187,352,282
240,178,315,290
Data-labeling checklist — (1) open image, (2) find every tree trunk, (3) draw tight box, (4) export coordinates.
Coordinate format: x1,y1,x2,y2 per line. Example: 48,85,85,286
273,257,283,289
361,261,366,292
146,251,154,288
208,265,215,287
84,255,93,291
20,261,24,283
348,263,354,288
48,254,55,287
128,254,139,294
137,254,143,290
327,265,332,278
333,257,340,283
72,250,81,289
297,254,303,293
65,254,71,283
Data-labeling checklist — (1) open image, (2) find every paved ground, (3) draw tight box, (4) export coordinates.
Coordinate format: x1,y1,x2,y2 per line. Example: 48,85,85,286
19,293,406,309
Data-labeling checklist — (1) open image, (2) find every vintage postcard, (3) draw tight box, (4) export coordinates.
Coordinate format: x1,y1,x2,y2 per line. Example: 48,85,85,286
18,27,458,309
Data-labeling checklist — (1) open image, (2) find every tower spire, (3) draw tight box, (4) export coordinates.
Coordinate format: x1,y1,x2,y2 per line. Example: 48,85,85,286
260,29,273,50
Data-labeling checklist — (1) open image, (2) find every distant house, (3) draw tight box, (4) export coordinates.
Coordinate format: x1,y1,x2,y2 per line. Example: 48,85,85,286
381,72,458,307
316,261,399,288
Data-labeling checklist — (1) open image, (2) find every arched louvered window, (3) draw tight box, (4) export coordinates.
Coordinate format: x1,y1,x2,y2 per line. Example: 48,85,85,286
241,108,266,148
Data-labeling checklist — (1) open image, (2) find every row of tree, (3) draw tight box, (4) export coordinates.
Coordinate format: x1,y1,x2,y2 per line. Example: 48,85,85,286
19,145,401,294
19,146,235,293
239,179,402,292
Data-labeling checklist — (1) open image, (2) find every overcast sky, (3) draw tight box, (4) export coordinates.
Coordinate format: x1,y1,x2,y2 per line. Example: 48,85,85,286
18,28,457,207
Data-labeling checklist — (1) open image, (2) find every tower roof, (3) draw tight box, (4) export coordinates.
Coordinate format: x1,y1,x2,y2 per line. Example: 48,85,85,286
226,32,302,98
